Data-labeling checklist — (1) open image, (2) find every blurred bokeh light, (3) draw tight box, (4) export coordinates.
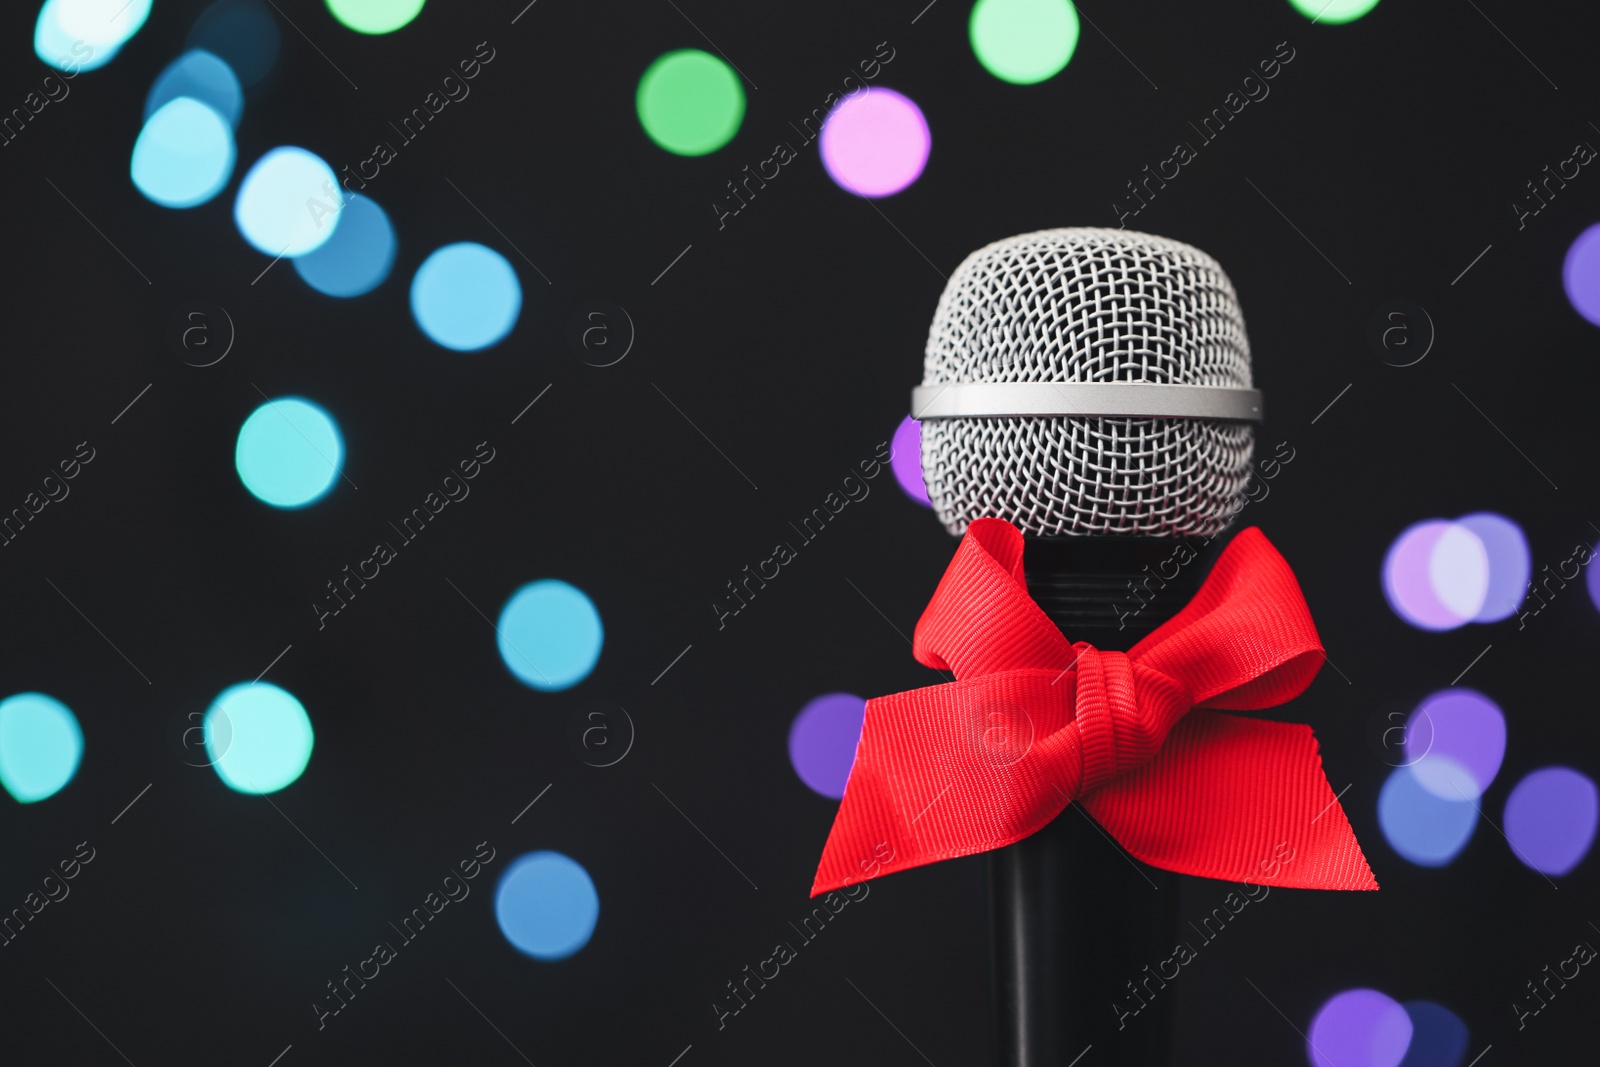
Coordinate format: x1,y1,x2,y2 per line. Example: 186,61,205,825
145,49,244,128
495,851,600,960
497,580,604,692
234,146,343,257
131,97,236,209
1306,987,1413,1067
234,396,345,508
188,0,281,87
1503,766,1598,876
788,693,866,799
636,49,745,156
293,193,396,297
969,0,1080,85
204,683,315,795
820,88,930,198
410,242,521,350
0,693,83,804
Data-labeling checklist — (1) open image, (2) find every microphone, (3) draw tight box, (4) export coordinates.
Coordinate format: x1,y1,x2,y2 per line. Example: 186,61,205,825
912,227,1263,1066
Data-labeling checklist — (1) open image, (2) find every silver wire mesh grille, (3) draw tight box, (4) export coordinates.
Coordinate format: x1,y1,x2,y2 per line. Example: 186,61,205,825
920,227,1255,537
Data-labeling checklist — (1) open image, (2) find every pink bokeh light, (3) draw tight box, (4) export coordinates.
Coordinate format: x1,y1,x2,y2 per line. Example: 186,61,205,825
820,88,930,198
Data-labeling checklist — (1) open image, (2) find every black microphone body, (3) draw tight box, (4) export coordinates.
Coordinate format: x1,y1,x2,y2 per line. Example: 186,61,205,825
989,535,1216,1067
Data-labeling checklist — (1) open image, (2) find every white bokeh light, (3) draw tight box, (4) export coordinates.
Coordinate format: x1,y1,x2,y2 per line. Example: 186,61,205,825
234,147,343,258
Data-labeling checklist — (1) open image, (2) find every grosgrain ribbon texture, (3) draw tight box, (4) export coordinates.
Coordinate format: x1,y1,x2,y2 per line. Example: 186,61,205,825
811,518,1377,896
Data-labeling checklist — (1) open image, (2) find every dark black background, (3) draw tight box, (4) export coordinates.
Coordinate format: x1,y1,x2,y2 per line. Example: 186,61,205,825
0,0,1596,1063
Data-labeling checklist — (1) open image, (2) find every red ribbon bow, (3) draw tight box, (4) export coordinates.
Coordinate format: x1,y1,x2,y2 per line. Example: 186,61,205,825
812,519,1376,896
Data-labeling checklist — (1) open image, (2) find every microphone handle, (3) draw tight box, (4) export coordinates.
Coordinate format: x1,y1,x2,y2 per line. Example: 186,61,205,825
991,535,1215,1067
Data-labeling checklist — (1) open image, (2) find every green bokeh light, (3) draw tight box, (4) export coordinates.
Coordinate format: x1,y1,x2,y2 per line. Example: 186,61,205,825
325,0,425,35
1287,0,1382,23
969,0,1081,85
636,49,745,156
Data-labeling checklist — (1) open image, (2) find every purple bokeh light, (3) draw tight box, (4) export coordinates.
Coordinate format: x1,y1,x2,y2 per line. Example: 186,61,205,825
1381,520,1451,628
788,693,867,799
1562,222,1600,327
820,88,930,198
891,415,932,507
1306,988,1413,1067
1503,766,1599,876
1587,544,1600,613
1404,688,1505,801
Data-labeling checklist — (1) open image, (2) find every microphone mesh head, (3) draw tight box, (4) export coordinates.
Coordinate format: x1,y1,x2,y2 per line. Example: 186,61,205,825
921,227,1254,538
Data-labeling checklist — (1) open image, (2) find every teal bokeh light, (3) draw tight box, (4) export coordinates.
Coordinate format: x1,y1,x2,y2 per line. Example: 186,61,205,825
131,98,236,209
495,851,600,960
497,580,603,691
205,682,314,794
235,396,345,508
0,692,84,803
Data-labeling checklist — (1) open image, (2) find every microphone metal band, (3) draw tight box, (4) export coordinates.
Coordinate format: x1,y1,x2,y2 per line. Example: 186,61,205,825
911,382,1264,421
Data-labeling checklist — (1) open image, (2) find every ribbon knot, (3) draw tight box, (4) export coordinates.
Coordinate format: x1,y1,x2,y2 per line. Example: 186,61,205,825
811,518,1377,897
1070,644,1155,795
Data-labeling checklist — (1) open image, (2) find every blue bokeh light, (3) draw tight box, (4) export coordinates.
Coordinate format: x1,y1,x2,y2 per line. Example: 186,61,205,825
188,0,281,87
497,580,603,692
495,851,600,960
410,242,522,351
293,194,396,297
131,98,236,209
234,146,343,257
1398,1000,1469,1067
204,683,314,794
146,50,244,127
1378,765,1478,867
235,396,344,508
0,692,84,804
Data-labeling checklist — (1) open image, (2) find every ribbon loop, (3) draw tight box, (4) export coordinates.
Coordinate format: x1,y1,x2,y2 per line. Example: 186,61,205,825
811,521,1377,897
